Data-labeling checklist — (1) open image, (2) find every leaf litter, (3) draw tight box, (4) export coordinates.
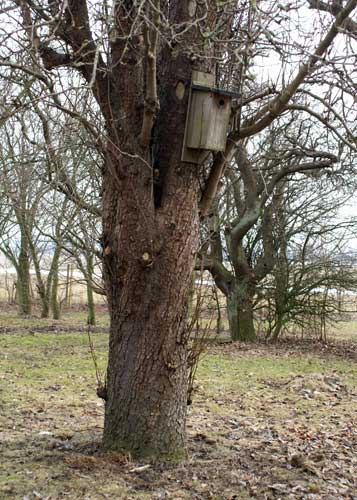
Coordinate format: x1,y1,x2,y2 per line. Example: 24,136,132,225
0,331,356,499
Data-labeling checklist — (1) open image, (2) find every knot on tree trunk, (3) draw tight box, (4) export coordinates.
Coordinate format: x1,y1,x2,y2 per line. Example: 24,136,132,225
141,252,154,267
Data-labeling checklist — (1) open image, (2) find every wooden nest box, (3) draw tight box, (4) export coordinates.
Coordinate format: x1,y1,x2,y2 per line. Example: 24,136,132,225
182,71,234,164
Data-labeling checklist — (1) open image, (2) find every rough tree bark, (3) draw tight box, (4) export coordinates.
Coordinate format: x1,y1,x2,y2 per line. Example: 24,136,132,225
227,281,256,342
98,0,217,459
101,40,204,457
102,167,199,457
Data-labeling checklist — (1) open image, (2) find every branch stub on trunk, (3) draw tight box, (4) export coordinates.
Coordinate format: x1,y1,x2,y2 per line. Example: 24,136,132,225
141,252,153,267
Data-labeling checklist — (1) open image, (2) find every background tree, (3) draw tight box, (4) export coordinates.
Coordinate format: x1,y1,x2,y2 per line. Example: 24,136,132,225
198,113,348,341
61,207,103,326
263,179,357,341
0,116,47,315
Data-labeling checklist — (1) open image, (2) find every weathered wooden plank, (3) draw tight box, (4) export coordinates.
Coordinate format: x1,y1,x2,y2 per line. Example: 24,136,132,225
203,94,231,151
182,71,231,163
192,71,215,87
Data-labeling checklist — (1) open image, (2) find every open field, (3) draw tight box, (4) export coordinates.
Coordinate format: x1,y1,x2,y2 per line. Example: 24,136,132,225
0,308,110,332
0,312,356,500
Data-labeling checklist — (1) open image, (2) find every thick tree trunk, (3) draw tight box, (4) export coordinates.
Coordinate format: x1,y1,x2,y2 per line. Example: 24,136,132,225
227,282,256,342
100,0,206,455
102,150,200,459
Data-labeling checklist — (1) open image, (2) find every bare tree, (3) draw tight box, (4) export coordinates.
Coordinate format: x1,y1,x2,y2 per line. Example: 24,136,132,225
0,116,47,315
263,180,357,341
198,111,351,341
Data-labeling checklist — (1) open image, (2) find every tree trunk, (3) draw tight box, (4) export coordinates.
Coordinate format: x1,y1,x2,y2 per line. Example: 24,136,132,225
102,151,199,460
100,0,207,456
50,246,61,320
40,295,50,318
227,282,256,342
17,230,31,315
270,315,285,341
86,253,95,326
39,275,50,319
27,232,49,318
65,262,74,308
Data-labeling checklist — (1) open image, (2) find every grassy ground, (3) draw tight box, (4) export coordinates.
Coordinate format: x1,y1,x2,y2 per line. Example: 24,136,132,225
0,312,356,500
0,307,110,331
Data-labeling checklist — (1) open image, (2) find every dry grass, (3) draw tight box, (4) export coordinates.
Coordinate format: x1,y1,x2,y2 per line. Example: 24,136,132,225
0,314,356,499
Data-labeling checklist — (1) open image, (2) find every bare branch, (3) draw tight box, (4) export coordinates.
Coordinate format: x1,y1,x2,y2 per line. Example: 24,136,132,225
140,1,160,147
238,0,357,138
308,0,357,37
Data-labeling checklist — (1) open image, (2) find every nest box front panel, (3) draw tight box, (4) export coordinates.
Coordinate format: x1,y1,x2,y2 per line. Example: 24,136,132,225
181,71,232,163
185,90,231,152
